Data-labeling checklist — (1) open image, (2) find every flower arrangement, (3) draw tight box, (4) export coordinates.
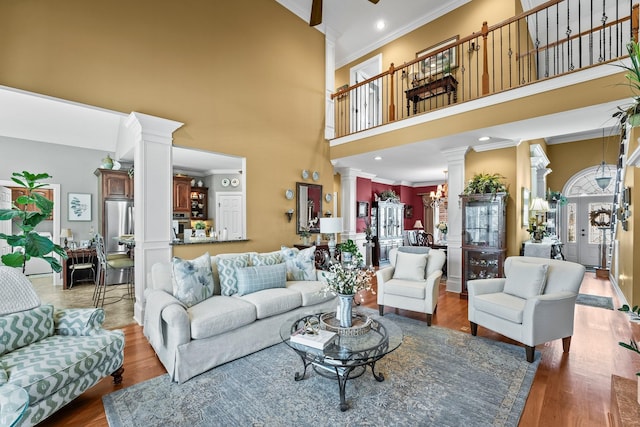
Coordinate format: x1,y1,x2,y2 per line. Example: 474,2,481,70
322,263,374,297
378,189,400,202
437,222,448,235
527,217,547,242
300,217,318,239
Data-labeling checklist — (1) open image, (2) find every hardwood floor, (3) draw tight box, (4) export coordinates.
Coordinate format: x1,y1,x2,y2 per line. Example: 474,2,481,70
38,272,639,426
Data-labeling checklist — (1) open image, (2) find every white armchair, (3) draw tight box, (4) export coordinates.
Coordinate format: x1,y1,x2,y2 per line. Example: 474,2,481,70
468,256,585,362
376,247,446,325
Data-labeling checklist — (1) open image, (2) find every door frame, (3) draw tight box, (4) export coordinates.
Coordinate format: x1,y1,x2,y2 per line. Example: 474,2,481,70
214,191,245,240
349,54,383,133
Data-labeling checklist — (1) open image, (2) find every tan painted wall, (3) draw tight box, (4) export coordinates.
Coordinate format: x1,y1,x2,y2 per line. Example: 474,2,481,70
0,0,330,255
464,147,520,256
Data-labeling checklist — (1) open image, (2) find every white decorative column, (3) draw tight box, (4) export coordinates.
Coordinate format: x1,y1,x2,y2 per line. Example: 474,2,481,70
122,112,183,325
336,167,359,241
442,146,469,293
324,31,337,140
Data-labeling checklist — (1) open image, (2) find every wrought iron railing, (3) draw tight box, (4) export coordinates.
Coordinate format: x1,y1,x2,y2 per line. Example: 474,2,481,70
331,0,638,139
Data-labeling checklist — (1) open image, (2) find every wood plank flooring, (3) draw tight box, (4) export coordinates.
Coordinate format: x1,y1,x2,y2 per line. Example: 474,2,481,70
37,272,639,426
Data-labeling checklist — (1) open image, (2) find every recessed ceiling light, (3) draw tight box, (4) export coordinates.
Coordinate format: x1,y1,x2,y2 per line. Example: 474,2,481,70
376,20,385,30
478,136,491,141
374,156,382,160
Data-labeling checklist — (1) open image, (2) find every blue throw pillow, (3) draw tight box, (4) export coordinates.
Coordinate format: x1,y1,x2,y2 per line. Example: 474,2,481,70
217,256,249,296
236,263,287,296
172,252,215,307
281,246,316,281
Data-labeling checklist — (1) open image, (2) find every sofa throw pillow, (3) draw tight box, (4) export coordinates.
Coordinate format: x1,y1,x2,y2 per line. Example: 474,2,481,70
503,261,549,299
236,263,287,296
172,252,215,307
281,246,316,281
0,304,54,356
251,251,284,267
217,256,250,296
392,252,428,281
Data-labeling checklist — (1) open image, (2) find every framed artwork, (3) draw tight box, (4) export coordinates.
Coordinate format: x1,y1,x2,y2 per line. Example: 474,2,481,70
521,187,530,228
405,205,414,218
416,35,459,75
357,201,369,218
68,193,91,221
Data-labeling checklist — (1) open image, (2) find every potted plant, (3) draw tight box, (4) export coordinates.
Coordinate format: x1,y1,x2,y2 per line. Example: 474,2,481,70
0,171,67,273
378,189,400,202
337,239,363,267
194,221,207,237
614,40,640,127
463,173,509,198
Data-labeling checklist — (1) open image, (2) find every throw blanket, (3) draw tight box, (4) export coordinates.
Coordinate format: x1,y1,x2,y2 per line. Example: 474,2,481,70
143,291,185,348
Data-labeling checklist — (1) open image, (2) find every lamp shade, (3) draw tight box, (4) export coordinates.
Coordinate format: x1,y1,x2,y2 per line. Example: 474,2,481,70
413,220,424,229
529,197,550,213
320,217,342,234
60,228,72,238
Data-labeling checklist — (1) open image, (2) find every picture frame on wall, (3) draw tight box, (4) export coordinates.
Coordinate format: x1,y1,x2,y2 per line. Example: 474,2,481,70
405,205,414,218
522,187,530,228
357,201,369,218
68,193,91,222
416,35,459,76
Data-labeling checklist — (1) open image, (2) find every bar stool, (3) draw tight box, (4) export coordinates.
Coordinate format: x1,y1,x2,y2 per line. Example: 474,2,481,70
94,234,135,307
68,248,96,288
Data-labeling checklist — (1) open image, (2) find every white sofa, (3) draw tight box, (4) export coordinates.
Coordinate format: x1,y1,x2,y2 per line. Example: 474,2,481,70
143,249,337,383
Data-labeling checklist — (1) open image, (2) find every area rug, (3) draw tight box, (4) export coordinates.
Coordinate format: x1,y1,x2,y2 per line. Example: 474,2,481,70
576,293,614,310
103,312,540,427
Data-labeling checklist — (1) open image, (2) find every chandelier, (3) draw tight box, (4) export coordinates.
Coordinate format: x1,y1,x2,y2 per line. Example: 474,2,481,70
430,170,448,207
594,129,612,191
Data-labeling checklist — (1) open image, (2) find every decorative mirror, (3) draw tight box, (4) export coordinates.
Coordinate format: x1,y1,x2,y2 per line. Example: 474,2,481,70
296,182,322,234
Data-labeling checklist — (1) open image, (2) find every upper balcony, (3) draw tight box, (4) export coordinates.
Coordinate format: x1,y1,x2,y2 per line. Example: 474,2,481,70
328,0,638,143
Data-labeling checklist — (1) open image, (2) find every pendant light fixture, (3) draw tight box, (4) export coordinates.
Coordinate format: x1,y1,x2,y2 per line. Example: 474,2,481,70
594,129,612,191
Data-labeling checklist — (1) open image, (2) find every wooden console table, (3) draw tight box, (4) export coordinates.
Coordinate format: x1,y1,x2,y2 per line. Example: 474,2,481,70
405,74,458,115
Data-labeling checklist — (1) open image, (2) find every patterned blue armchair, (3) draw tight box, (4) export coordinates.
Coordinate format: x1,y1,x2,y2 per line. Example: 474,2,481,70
0,266,125,426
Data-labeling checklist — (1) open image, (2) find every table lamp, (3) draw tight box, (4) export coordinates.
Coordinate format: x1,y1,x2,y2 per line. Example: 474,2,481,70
320,217,343,265
60,228,72,249
413,220,424,230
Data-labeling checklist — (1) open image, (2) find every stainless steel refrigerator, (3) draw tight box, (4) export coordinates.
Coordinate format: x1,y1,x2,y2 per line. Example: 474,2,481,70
104,199,134,285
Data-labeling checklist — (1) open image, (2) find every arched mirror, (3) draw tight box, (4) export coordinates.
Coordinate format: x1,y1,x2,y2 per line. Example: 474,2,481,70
296,182,322,234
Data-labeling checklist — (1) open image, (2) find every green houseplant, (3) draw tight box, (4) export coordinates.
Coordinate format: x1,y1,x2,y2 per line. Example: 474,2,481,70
463,173,509,198
338,239,364,267
614,40,640,127
0,171,67,273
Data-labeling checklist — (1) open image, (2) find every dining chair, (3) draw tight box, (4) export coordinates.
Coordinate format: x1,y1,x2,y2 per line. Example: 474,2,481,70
68,248,96,289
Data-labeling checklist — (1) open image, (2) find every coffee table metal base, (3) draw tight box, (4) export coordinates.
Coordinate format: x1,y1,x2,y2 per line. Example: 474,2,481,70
293,353,386,411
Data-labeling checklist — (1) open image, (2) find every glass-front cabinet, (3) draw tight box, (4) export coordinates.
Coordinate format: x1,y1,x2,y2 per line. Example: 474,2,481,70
460,192,507,297
372,201,404,266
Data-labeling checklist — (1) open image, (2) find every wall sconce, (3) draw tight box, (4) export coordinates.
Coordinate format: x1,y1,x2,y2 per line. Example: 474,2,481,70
285,209,294,222
324,210,332,217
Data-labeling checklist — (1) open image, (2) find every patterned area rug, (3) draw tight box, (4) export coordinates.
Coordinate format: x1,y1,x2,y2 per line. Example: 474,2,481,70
576,293,614,310
103,312,540,426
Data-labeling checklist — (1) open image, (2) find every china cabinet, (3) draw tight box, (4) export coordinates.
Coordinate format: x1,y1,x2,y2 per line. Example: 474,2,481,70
460,192,507,298
372,200,404,266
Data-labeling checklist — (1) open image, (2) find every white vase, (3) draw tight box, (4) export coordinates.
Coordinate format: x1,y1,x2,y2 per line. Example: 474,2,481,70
338,294,354,328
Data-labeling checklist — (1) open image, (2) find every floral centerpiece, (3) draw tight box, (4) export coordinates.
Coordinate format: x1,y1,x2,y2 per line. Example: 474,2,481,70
322,263,374,328
437,221,448,242
527,217,547,242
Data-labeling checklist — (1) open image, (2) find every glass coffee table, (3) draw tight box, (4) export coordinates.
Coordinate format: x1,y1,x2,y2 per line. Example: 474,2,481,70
280,311,403,411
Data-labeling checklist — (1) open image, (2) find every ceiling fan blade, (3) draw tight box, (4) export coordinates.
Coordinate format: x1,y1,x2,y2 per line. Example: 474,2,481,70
368,0,380,4
310,0,322,26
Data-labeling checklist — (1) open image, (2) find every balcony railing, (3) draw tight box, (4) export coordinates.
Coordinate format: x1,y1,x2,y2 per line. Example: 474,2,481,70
331,0,638,139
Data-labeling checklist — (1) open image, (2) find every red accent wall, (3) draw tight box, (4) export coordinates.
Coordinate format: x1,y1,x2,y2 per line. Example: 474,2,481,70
355,178,438,233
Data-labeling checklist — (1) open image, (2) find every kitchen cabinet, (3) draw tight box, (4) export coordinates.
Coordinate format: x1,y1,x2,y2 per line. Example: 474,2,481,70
11,187,54,220
460,192,507,298
190,187,208,220
372,201,404,266
173,176,192,213
95,169,133,199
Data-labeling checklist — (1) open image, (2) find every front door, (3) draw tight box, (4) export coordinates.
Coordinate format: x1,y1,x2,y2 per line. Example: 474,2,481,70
563,196,613,267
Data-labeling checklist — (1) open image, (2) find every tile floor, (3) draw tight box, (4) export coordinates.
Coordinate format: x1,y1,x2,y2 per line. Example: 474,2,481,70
29,274,136,330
